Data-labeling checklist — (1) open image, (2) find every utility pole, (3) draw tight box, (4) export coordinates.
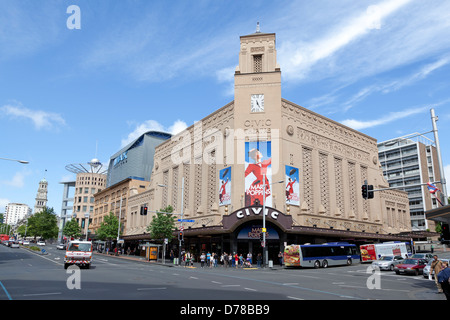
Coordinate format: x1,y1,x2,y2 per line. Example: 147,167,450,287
430,108,448,205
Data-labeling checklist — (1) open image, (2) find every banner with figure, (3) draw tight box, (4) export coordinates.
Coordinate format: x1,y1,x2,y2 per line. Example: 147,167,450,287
285,165,300,206
244,141,272,207
219,167,231,206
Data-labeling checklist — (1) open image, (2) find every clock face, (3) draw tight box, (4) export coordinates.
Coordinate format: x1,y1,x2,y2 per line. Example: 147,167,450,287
251,94,264,112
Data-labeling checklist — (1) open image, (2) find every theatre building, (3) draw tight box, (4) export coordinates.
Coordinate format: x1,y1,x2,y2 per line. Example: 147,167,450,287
126,28,416,261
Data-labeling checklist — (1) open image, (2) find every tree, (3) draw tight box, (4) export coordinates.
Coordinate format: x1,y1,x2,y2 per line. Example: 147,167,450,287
63,219,82,239
96,212,120,241
147,205,176,242
27,207,59,240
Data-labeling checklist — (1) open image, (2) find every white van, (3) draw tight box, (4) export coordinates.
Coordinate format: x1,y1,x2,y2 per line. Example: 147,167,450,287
64,240,93,269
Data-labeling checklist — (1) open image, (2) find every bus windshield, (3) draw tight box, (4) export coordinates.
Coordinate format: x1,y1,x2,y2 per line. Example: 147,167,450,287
68,243,92,252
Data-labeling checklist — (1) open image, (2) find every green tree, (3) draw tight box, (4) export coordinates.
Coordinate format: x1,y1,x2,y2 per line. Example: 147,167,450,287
27,207,59,240
147,205,176,242
96,212,120,241
63,219,82,239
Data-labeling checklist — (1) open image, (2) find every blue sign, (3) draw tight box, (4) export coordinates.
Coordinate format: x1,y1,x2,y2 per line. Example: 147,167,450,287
178,219,195,223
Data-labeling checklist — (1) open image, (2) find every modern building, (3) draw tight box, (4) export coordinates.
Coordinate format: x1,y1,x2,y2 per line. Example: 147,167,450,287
91,177,150,236
4,203,32,225
57,180,75,243
34,178,48,214
65,158,108,239
378,133,443,231
106,131,172,187
124,28,422,261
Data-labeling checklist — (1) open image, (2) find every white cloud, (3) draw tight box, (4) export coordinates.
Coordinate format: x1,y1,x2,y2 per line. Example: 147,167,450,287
340,106,428,130
1,103,66,130
121,119,188,147
1,170,31,188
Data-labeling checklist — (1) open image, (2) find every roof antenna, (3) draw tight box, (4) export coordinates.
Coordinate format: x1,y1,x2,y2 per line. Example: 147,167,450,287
256,22,261,33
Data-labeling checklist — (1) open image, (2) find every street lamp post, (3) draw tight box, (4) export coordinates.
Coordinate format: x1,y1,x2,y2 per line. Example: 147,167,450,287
0,157,29,164
262,174,284,268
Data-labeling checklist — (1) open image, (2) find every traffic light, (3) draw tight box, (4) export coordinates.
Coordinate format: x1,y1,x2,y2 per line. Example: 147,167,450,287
179,231,184,241
361,184,368,199
368,185,374,199
259,232,264,241
140,206,148,215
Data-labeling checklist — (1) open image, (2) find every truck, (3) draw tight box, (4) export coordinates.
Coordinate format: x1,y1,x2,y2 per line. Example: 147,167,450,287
64,240,93,269
360,242,411,262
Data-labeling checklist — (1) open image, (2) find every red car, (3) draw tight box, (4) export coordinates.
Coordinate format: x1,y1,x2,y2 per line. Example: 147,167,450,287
394,258,427,276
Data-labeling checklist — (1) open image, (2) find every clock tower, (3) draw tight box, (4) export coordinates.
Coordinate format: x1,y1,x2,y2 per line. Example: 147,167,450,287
233,23,282,166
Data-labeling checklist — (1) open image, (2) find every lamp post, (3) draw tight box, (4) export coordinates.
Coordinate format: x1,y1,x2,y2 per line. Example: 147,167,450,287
158,177,184,266
262,174,284,268
0,157,29,164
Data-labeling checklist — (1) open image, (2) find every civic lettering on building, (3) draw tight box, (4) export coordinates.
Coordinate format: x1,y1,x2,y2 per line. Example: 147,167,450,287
235,206,279,220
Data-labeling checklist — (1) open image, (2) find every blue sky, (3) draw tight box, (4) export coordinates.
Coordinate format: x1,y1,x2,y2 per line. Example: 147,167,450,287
1,0,450,216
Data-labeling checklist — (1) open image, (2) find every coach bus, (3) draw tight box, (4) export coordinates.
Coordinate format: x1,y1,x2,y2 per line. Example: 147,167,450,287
284,242,360,268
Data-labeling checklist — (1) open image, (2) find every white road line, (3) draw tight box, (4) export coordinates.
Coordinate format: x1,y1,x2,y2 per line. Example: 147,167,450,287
23,292,62,297
287,296,304,300
283,283,299,286
221,284,240,287
212,281,222,284
137,287,167,291
244,288,257,291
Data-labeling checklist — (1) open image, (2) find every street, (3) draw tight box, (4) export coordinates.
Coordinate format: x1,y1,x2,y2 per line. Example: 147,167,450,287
0,244,447,302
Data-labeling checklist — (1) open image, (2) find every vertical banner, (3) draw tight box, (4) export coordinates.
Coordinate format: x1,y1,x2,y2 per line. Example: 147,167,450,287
285,165,300,206
219,167,231,206
244,141,272,207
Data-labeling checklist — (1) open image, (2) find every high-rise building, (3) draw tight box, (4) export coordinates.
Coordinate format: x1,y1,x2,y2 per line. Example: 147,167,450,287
4,203,32,225
378,133,443,231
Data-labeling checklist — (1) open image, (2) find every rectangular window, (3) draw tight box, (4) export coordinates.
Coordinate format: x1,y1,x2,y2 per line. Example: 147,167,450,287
253,54,262,73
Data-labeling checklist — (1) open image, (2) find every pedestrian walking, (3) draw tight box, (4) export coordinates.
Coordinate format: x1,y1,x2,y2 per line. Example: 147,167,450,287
257,253,262,268
430,255,444,293
200,252,206,268
214,252,218,267
234,252,238,268
247,252,252,265
223,252,229,268
437,261,450,300
207,252,211,267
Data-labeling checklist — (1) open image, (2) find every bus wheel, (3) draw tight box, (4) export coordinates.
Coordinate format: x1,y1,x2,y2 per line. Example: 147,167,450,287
322,260,328,268
347,258,352,266
314,260,320,269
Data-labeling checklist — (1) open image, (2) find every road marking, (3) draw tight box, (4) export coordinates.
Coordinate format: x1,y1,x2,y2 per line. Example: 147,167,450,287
287,296,304,300
283,283,299,286
23,292,62,297
211,281,222,284
137,287,167,291
189,276,199,280
0,281,12,300
221,284,240,287
244,288,257,291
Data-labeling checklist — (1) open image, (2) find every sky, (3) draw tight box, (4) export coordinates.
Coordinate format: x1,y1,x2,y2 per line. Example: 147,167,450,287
1,0,450,217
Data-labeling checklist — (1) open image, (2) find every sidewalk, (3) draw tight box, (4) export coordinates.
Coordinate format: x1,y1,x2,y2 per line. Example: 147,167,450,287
93,252,283,270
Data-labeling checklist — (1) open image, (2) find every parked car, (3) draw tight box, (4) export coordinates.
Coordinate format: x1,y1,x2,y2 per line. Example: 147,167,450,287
23,240,30,245
423,258,450,279
371,255,404,271
37,241,46,246
10,241,20,248
410,253,433,261
394,258,427,276
56,243,65,250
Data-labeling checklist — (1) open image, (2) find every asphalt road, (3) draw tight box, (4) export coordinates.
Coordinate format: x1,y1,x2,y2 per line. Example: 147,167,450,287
0,244,447,302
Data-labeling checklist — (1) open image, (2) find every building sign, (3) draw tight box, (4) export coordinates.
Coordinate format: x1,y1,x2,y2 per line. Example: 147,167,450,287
237,224,279,240
235,206,279,220
244,141,272,207
113,151,128,167
285,165,300,206
219,167,231,206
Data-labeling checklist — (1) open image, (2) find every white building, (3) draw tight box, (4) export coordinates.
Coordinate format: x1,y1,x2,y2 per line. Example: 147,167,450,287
378,133,442,231
4,203,32,225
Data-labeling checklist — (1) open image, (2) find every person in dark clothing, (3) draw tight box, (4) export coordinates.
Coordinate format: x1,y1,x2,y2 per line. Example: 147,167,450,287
437,261,450,300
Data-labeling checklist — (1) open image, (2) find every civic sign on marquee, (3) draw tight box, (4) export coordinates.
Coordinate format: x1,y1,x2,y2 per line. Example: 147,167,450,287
235,206,279,220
